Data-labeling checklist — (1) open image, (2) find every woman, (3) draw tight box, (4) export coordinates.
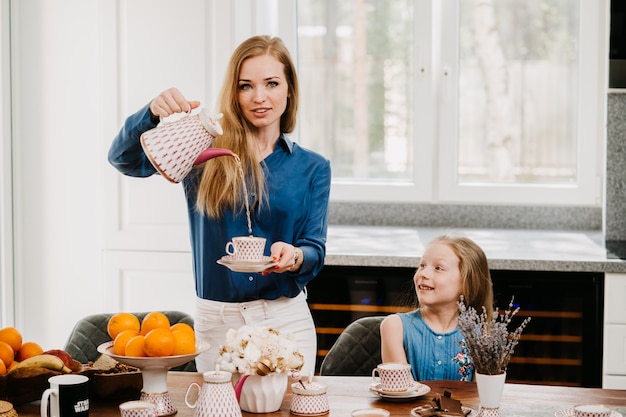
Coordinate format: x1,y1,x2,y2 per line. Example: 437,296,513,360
380,235,494,381
108,35,331,373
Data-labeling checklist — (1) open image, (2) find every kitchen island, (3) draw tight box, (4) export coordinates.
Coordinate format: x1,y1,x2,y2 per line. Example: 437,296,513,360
324,225,626,272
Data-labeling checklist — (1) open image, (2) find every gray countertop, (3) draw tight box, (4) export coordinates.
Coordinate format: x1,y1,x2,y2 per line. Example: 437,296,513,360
325,225,626,273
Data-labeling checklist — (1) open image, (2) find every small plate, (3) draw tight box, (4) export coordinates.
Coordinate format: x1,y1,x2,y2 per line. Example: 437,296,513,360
369,381,431,400
290,410,330,416
217,255,277,272
555,409,623,417
411,406,477,417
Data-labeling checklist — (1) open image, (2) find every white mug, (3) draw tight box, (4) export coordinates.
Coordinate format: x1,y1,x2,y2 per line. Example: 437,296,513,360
40,374,89,417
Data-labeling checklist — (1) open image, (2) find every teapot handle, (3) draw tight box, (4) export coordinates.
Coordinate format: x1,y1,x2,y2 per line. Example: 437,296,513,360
184,382,201,408
193,148,234,166
233,374,249,403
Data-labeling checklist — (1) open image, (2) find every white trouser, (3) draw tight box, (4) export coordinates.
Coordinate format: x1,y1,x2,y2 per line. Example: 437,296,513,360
193,291,317,375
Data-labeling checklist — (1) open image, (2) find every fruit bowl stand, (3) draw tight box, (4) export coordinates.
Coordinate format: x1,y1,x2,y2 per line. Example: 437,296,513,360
96,341,210,416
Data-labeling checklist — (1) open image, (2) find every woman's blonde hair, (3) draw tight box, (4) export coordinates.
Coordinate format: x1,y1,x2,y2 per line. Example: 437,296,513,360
424,235,494,316
196,35,299,217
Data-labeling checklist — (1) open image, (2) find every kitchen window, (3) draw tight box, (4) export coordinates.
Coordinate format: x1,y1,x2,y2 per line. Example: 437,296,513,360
293,0,607,205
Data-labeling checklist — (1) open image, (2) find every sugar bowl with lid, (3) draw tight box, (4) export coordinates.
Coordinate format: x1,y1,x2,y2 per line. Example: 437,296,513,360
289,379,329,416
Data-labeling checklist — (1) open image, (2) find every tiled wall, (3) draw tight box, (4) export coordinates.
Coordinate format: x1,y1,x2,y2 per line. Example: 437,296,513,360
606,92,626,241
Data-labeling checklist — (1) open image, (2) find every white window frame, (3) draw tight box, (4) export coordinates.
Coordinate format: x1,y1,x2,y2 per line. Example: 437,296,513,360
437,0,607,206
212,0,608,207
0,0,14,327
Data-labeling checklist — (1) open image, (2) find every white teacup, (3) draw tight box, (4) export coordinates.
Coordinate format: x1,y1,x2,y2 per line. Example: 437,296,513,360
372,362,413,392
119,401,158,417
225,236,266,262
573,405,613,417
351,408,390,417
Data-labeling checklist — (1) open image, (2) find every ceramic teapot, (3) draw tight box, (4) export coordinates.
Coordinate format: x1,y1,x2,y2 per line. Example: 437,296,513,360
185,368,242,417
140,109,233,183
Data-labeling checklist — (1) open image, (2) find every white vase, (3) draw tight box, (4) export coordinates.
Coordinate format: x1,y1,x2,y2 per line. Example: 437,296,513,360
238,372,288,413
475,372,506,417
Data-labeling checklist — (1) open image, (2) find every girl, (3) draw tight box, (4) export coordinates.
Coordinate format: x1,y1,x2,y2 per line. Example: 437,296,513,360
380,235,493,381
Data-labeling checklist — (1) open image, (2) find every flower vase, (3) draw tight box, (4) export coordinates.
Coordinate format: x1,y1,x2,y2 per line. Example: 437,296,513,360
238,372,288,413
475,372,506,417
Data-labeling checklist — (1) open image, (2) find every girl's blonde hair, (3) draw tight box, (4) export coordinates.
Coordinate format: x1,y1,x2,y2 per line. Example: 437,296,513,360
425,235,494,316
196,35,299,217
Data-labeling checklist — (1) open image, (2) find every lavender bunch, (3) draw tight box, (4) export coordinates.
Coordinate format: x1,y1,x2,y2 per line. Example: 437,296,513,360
457,296,531,375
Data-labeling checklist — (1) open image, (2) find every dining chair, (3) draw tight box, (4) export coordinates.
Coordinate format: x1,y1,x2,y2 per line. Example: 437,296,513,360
319,315,385,376
63,311,197,371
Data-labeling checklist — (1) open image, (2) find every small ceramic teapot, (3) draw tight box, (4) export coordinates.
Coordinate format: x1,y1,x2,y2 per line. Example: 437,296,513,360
289,379,330,416
140,109,233,183
185,367,242,417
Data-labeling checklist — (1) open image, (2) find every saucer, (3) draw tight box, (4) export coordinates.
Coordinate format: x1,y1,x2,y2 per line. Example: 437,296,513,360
411,406,477,417
290,411,330,416
217,255,276,273
555,409,623,417
369,381,431,399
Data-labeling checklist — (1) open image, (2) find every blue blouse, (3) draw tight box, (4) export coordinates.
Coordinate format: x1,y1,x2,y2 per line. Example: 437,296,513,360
399,309,474,381
108,103,331,302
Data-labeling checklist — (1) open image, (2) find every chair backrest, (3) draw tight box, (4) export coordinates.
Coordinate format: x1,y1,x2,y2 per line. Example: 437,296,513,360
63,311,197,372
319,315,385,376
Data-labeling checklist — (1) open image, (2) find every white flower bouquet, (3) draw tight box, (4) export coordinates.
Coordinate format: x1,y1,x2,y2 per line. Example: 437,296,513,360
457,297,531,375
216,325,304,376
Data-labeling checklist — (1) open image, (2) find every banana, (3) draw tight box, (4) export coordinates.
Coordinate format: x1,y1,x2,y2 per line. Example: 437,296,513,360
10,354,72,373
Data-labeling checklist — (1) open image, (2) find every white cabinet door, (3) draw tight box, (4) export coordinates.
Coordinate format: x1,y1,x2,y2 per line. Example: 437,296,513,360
603,273,626,388
102,0,208,253
103,250,196,316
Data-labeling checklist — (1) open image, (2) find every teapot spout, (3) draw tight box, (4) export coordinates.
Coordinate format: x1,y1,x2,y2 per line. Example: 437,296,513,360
233,374,249,402
193,148,234,166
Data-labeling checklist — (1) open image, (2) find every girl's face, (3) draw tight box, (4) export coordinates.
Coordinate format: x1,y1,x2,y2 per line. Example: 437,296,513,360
414,241,463,309
237,54,289,135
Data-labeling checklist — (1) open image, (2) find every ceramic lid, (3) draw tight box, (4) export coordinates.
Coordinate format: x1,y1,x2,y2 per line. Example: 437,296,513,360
199,110,223,137
203,369,232,383
291,381,327,395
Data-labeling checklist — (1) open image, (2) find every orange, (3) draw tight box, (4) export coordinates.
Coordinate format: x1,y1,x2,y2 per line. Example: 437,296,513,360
0,341,13,368
143,328,175,357
124,335,146,357
113,329,139,356
172,329,196,356
0,327,22,353
140,312,170,336
16,341,43,362
0,359,5,375
170,322,194,335
107,313,140,340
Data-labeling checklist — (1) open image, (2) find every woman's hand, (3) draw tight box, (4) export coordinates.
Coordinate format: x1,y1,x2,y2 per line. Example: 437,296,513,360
149,87,201,118
262,241,302,275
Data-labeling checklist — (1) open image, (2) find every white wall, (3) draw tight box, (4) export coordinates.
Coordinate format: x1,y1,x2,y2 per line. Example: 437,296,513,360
10,0,105,349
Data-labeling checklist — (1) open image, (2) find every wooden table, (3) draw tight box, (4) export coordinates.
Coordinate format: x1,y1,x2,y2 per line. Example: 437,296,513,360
14,372,626,417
